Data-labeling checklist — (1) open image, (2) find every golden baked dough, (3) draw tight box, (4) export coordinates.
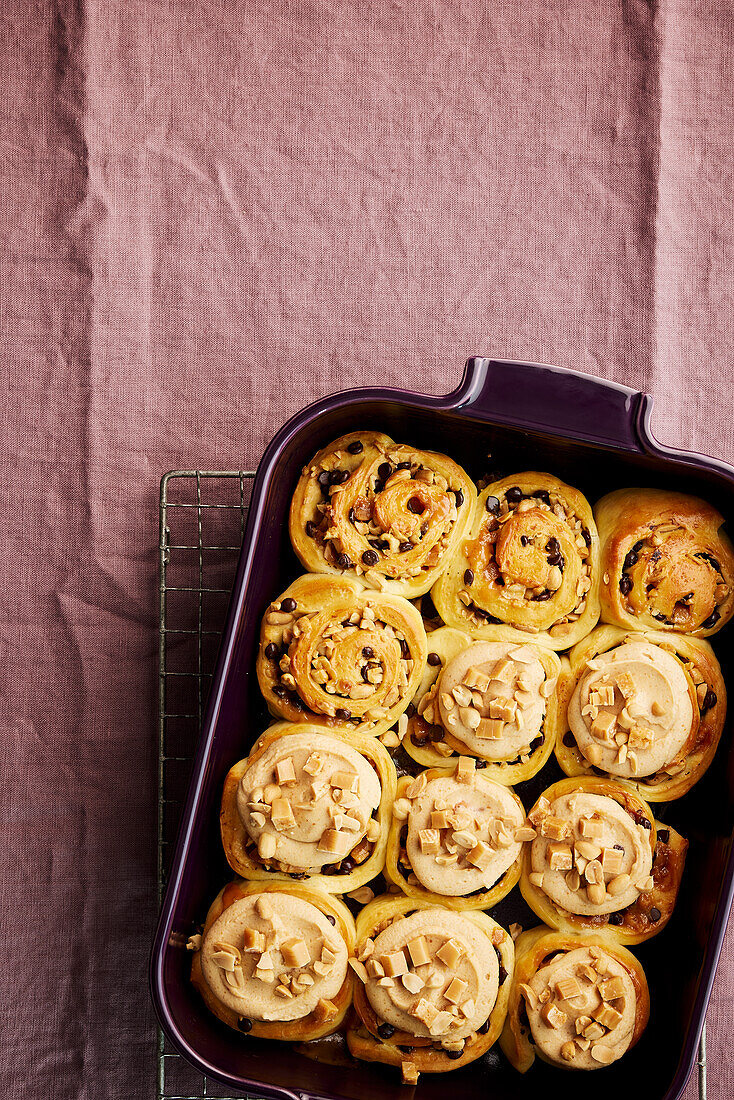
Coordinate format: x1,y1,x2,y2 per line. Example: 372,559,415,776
432,472,601,650
397,627,561,784
289,431,476,597
190,880,355,1039
256,573,427,736
519,777,687,945
221,722,396,891
346,894,513,1079
556,626,726,801
384,760,525,910
596,487,734,636
500,927,649,1072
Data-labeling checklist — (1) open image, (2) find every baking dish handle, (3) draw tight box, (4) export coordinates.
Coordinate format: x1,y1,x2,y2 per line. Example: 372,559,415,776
455,357,647,451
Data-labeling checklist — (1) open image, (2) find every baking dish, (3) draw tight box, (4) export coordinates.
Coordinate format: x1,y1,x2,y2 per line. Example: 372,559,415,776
150,357,734,1100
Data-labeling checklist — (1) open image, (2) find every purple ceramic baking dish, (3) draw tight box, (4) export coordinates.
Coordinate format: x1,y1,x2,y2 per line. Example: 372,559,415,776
151,358,734,1100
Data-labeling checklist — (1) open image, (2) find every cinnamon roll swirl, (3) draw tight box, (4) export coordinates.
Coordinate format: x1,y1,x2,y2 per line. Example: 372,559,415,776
557,626,726,800
220,723,396,891
596,487,734,636
501,928,649,1072
290,432,476,597
257,574,427,736
519,778,687,944
346,895,513,1079
433,472,601,649
190,881,355,1039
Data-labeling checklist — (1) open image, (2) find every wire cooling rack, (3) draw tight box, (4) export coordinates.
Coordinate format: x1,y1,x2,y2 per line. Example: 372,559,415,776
157,470,708,1100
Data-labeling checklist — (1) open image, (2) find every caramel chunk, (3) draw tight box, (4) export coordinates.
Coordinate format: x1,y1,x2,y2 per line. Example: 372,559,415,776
436,938,464,968
317,828,342,854
444,977,468,1004
591,711,616,739
243,929,266,952
382,951,408,978
548,842,573,871
419,828,441,856
271,797,296,832
455,756,476,782
407,935,431,968
401,1061,419,1085
314,998,338,1023
431,809,449,830
601,847,625,876
555,976,582,1001
491,656,515,683
281,937,311,969
477,718,505,739
541,817,572,842
303,752,324,776
331,770,359,792
275,758,296,785
541,1003,567,1029
594,1003,623,1029
579,817,605,840
467,840,494,871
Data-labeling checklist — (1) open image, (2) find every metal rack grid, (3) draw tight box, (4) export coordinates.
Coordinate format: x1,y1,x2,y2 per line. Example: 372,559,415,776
157,470,708,1100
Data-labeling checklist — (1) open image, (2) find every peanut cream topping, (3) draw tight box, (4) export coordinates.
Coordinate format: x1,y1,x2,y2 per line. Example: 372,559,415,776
237,732,381,871
529,793,653,916
522,946,636,1069
568,641,695,779
200,893,348,1021
403,773,524,896
434,642,554,759
363,910,499,1042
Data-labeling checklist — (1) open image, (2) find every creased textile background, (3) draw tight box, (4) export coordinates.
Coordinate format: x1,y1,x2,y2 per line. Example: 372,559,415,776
2,1,732,1096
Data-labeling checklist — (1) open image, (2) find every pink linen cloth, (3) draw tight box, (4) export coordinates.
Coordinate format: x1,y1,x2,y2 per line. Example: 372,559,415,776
2,1,732,1096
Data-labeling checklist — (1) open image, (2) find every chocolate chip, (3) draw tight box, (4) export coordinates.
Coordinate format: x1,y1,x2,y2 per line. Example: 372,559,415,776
494,576,505,588
464,568,474,586
335,707,352,721
623,549,638,570
582,527,591,546
633,539,645,552
545,537,560,555
407,703,416,717
377,1023,395,1040
477,1019,491,1034
649,907,661,923
400,639,410,659
547,552,564,567
532,489,551,505
702,689,717,712
329,469,347,485
362,549,379,566
374,480,384,493
505,486,523,503
237,1017,253,1033
264,642,278,660
407,496,424,514
289,693,305,711
562,732,575,747
361,665,371,683
619,573,633,595
485,495,500,515
657,829,670,844
608,912,624,926
446,1050,463,1060
520,536,529,547
289,871,307,880
348,440,364,454
453,489,464,506
348,508,356,524
326,914,336,925
429,727,444,742
337,553,352,569
533,591,552,602
398,541,413,553
427,652,442,666
397,461,412,470
337,858,355,874
640,817,652,830
305,520,319,538
317,470,331,487
702,608,721,630
272,685,287,698
362,646,375,658
280,597,297,613
476,759,488,768
412,733,429,747
369,538,389,551
613,844,624,851
378,462,392,481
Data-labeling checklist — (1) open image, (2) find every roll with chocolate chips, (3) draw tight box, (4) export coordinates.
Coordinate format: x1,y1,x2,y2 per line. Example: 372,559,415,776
384,757,527,910
399,628,561,784
220,723,396,891
557,625,726,801
189,881,355,1039
256,573,427,736
519,777,687,944
595,487,734,637
346,895,513,1081
290,431,476,597
432,472,601,650
501,927,650,1072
